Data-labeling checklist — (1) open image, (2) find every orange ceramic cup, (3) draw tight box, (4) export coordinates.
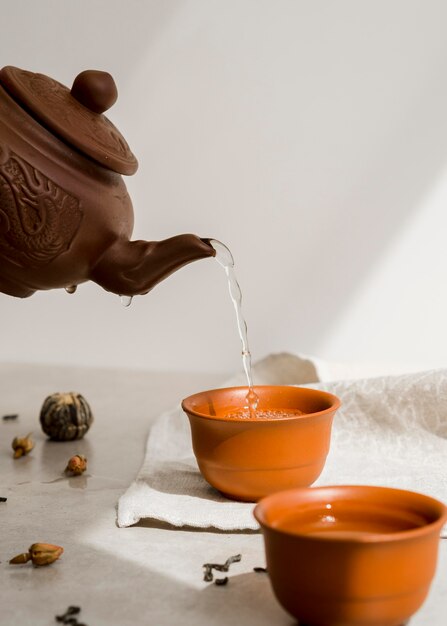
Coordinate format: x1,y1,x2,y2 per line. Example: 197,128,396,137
254,485,447,626
181,385,340,501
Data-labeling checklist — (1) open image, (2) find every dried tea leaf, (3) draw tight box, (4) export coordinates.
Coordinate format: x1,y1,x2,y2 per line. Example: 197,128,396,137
202,554,242,582
55,606,81,623
55,606,85,625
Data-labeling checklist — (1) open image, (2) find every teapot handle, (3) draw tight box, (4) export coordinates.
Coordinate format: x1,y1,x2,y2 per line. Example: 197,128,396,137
90,234,215,296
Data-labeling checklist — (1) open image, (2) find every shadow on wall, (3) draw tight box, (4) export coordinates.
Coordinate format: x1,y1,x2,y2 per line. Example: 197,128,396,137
293,68,447,352
226,2,447,354
119,1,447,359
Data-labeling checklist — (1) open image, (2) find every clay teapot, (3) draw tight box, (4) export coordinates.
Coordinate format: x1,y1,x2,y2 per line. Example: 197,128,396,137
0,66,215,298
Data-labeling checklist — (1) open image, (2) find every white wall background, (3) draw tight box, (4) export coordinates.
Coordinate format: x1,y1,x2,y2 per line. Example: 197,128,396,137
1,0,447,374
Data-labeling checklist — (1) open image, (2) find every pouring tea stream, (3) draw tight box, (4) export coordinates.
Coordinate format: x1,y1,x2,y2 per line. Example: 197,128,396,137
209,239,259,416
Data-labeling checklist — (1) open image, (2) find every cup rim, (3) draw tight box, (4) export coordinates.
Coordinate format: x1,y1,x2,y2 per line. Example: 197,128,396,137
253,485,447,543
181,385,341,423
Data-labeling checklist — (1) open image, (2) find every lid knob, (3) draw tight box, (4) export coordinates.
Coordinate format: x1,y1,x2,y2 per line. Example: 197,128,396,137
70,70,118,114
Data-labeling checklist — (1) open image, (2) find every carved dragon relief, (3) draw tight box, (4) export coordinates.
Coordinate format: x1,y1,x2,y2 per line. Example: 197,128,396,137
0,149,82,267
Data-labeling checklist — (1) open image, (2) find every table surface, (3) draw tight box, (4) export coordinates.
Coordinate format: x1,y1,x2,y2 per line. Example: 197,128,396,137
0,363,446,626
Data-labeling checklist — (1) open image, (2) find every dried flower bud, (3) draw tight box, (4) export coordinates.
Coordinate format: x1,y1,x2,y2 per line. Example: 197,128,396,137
9,543,63,566
65,454,87,476
29,543,64,566
12,433,34,458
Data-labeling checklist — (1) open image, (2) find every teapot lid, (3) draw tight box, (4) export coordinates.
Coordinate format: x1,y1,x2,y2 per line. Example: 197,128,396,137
0,66,138,175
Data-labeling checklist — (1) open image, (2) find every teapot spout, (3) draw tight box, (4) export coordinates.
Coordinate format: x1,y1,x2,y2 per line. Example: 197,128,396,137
90,234,215,296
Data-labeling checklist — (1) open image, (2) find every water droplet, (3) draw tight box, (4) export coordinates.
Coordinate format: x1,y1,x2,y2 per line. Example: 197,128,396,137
65,285,77,294
120,295,133,308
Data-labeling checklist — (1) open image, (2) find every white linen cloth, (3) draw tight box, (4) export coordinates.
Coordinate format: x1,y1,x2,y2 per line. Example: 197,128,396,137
117,353,447,536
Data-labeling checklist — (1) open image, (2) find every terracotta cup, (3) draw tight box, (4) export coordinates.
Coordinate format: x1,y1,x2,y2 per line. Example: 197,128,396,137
254,485,447,626
181,385,340,501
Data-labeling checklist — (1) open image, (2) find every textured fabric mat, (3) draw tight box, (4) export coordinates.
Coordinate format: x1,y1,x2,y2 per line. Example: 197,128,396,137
117,353,447,535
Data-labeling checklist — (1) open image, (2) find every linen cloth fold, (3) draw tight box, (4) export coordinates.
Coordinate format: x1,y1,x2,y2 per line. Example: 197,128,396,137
117,353,447,535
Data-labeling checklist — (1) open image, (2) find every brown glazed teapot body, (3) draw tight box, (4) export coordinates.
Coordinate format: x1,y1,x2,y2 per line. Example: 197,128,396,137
0,66,214,298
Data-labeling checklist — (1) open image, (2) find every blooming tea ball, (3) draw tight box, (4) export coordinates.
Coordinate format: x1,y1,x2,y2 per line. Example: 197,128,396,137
39,392,93,441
